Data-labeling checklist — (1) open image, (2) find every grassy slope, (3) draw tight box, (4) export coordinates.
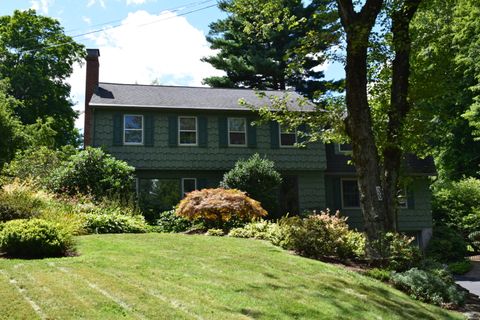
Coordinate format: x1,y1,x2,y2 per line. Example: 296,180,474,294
0,234,463,320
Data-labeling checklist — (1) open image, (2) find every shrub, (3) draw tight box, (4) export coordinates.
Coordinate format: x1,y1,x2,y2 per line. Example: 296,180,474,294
279,210,363,260
155,209,192,233
176,188,267,229
371,232,421,271
0,219,75,258
365,268,392,282
432,178,480,241
228,220,286,246
448,259,473,275
0,182,45,221
220,154,282,217
49,147,135,200
2,146,76,187
206,228,224,236
344,230,366,259
391,268,466,307
469,231,480,251
426,226,467,262
83,210,148,234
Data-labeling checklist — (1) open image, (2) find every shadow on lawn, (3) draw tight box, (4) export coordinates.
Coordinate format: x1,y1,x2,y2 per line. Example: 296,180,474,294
235,276,457,320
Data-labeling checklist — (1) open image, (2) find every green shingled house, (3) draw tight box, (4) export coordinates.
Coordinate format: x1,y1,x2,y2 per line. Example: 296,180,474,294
84,49,435,247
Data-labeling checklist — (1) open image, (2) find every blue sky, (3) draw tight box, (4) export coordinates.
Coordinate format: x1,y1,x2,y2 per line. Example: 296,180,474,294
0,0,344,130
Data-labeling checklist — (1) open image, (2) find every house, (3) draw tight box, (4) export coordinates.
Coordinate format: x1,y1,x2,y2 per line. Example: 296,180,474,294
84,49,434,246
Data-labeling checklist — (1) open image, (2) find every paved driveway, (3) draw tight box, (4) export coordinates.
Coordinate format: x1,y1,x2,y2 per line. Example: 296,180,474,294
456,256,480,297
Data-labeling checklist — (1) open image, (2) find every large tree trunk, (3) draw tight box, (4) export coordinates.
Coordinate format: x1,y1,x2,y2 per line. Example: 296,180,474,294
383,0,422,231
337,0,386,257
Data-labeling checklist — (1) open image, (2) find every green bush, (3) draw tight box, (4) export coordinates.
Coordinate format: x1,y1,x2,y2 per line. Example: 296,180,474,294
228,220,286,246
365,268,392,282
50,147,135,200
155,209,192,233
220,154,282,217
0,184,44,221
469,231,480,251
448,259,473,275
83,211,148,234
279,210,364,260
433,178,480,242
391,268,466,307
426,226,467,262
206,228,225,236
371,232,422,272
0,219,75,258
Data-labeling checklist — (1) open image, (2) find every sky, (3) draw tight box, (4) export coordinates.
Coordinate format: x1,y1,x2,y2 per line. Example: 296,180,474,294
0,0,344,131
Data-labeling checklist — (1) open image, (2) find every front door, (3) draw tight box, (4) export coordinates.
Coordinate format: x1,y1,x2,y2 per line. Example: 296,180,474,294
279,175,299,217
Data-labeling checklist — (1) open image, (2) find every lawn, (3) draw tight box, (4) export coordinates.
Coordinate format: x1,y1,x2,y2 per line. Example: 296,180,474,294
0,233,463,320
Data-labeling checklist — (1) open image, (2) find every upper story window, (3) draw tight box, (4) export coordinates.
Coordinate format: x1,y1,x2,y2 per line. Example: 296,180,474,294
178,116,197,146
279,125,297,147
398,187,408,209
124,115,143,145
228,117,247,146
338,143,353,153
341,179,360,209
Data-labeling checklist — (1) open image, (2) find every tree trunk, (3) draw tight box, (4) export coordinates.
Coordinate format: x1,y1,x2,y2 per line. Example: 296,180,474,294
383,0,422,232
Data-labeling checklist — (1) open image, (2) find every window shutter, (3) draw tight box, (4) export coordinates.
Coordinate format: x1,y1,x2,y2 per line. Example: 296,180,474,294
247,117,257,148
113,113,123,146
218,117,228,148
297,123,308,145
197,178,208,190
333,177,342,210
144,114,154,147
168,115,178,147
407,186,415,209
198,116,208,148
270,121,279,149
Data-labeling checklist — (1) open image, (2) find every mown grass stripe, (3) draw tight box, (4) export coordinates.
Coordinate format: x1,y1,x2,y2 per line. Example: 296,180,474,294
0,270,46,320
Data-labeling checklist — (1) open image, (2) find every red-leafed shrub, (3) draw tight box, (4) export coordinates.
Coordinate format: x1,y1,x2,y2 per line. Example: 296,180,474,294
175,188,267,226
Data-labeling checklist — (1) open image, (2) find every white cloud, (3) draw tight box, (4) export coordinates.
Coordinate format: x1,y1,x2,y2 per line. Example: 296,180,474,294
126,0,149,5
87,0,106,8
30,0,54,14
82,16,92,25
67,10,224,131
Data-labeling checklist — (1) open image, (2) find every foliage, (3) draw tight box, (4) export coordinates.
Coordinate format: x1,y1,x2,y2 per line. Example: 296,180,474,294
370,232,422,272
469,231,480,251
426,226,468,262
2,146,76,187
202,0,340,98
391,268,466,307
279,210,364,260
206,228,225,236
82,210,147,234
154,209,192,233
365,268,392,282
0,218,75,258
50,147,135,200
0,9,85,146
176,188,267,228
228,220,286,246
448,259,473,275
432,178,480,241
220,154,282,217
0,182,46,221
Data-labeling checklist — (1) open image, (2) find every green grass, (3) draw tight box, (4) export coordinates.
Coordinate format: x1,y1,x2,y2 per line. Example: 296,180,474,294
0,234,463,320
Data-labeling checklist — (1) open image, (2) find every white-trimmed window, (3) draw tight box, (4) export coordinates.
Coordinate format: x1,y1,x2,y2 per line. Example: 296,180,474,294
182,178,197,197
178,116,197,145
398,187,408,209
228,117,247,146
338,143,353,153
279,125,297,147
341,179,360,209
124,115,143,145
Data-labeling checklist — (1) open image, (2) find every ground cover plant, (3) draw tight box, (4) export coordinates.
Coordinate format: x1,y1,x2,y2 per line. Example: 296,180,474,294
0,233,463,319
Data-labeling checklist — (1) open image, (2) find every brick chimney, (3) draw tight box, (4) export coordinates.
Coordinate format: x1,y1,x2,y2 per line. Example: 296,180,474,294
84,48,100,147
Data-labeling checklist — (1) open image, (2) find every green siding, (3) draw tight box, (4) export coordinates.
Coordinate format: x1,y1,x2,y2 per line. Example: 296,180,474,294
298,172,325,212
324,176,432,231
93,109,326,171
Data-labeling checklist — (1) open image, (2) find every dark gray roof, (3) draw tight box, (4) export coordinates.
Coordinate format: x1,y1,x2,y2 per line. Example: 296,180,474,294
89,82,314,111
